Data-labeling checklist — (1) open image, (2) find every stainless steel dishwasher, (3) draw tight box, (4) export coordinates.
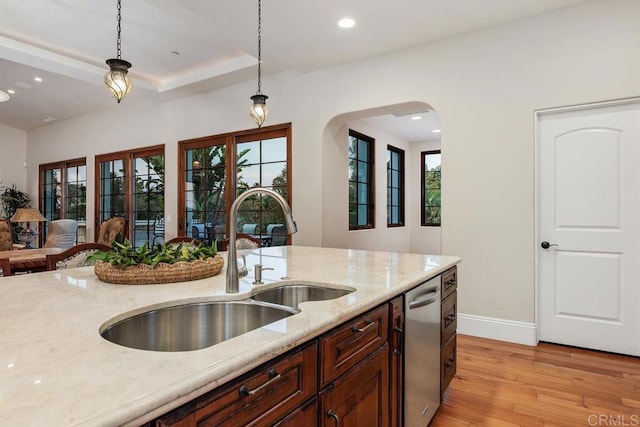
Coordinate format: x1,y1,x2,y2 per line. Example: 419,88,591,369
404,275,441,426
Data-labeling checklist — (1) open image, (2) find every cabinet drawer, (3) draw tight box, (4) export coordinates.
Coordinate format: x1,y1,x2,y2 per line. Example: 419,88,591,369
319,304,389,388
440,334,457,395
441,291,457,345
158,342,317,427
441,266,457,300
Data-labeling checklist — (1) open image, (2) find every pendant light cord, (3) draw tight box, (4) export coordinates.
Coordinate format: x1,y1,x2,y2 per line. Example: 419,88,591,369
256,0,262,95
116,0,122,59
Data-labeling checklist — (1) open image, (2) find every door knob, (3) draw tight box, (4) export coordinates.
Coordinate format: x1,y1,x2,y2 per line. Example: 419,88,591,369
540,241,558,249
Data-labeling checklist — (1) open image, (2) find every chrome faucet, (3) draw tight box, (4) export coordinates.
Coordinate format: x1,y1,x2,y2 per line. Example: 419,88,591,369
226,187,297,293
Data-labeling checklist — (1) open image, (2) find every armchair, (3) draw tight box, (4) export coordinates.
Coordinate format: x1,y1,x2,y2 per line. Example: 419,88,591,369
0,219,12,251
97,216,128,246
46,243,111,271
44,219,78,249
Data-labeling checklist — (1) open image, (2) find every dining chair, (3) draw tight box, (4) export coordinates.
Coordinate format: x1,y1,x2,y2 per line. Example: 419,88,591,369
44,219,78,249
46,243,111,271
165,236,204,246
217,234,260,251
270,225,287,246
97,216,128,246
0,258,10,277
0,219,13,251
152,216,165,246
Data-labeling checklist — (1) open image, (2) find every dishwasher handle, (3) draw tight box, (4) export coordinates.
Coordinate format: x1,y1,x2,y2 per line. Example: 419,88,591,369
408,286,439,310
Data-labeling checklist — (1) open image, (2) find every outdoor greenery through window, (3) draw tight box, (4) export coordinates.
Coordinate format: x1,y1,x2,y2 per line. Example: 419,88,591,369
179,123,291,247
387,145,404,227
95,146,164,248
349,130,375,230
39,158,87,243
421,150,441,226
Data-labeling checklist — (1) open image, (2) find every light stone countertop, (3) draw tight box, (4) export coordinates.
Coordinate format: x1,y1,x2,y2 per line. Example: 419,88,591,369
0,245,460,426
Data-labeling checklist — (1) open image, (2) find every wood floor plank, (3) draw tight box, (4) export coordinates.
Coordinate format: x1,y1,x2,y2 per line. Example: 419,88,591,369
431,335,640,426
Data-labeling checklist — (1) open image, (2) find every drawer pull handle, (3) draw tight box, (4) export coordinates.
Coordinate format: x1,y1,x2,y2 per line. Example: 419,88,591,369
446,278,455,286
327,410,340,426
239,368,281,396
351,318,374,333
446,313,456,321
445,358,456,368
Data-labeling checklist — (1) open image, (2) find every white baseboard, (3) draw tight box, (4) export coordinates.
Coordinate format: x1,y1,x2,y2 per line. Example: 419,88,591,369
457,313,537,346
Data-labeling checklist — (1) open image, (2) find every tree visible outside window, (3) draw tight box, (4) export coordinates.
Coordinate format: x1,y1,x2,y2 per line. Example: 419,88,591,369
178,124,291,246
96,146,165,247
421,150,441,226
348,130,375,230
387,145,404,227
39,158,87,243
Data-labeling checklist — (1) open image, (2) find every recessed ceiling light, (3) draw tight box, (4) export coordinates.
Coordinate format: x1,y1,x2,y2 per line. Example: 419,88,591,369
0,90,9,102
7,89,15,95
410,115,423,121
338,18,355,28
34,77,43,82
432,129,442,133
41,116,57,123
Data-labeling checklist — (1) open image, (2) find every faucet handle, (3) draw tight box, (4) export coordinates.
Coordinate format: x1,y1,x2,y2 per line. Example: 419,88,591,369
253,264,274,285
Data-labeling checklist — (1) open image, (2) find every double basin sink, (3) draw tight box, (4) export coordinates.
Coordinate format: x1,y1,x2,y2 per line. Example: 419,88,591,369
100,284,354,352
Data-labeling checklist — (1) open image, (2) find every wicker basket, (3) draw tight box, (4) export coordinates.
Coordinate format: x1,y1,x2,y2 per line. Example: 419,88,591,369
93,254,224,285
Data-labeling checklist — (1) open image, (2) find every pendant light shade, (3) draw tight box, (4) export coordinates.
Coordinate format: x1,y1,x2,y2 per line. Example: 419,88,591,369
105,59,133,103
105,0,133,103
249,0,268,127
250,94,269,128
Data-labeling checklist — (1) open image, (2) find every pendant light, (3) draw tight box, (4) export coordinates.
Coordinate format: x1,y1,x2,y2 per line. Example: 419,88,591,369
249,0,269,127
104,0,133,103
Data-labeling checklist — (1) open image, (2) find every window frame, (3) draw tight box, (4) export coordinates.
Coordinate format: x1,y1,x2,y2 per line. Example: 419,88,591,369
348,129,375,231
177,123,292,243
38,157,87,243
421,149,442,227
386,145,405,227
94,144,165,245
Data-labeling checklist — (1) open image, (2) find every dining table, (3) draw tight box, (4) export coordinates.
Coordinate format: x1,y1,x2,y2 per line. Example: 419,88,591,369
0,247,63,274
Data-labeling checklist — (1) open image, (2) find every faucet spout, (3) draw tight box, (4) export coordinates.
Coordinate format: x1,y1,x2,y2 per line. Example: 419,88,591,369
226,187,297,293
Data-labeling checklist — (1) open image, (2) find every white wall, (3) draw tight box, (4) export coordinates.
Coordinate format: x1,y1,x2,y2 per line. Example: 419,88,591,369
0,123,27,206
26,0,640,325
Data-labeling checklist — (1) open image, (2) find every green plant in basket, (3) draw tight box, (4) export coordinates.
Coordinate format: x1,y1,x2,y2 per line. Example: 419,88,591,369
88,239,218,268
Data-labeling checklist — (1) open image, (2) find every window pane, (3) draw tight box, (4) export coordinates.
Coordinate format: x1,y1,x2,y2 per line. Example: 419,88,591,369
357,161,368,182
422,150,442,226
358,205,368,225
263,162,286,188
358,140,368,161
358,183,368,204
237,141,260,164
261,137,286,163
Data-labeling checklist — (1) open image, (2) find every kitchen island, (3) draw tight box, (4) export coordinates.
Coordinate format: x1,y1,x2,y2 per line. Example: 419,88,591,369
0,245,459,426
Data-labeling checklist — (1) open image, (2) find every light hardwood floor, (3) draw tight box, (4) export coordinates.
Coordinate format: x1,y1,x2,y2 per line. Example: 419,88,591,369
431,334,640,427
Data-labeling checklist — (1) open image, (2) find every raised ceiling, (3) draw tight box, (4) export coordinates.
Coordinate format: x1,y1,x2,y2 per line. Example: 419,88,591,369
0,0,593,132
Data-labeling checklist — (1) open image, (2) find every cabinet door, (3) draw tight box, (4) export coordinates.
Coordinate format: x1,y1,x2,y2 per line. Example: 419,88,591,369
389,297,403,427
319,344,389,427
274,397,318,427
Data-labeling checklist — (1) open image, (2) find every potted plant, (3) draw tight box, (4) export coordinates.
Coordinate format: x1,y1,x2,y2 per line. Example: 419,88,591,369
88,239,224,285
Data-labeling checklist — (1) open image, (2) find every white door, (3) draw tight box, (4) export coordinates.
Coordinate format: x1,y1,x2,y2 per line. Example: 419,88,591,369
537,102,640,356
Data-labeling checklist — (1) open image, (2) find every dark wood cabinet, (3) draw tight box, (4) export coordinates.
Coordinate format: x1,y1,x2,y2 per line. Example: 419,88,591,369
319,344,389,427
389,296,403,427
273,397,317,427
155,342,317,426
440,266,457,396
153,269,458,427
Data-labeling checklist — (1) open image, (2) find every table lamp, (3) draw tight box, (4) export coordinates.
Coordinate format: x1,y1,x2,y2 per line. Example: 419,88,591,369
10,208,47,249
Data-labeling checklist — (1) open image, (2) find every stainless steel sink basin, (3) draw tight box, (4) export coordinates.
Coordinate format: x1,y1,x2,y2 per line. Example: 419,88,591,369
251,284,353,308
100,300,298,352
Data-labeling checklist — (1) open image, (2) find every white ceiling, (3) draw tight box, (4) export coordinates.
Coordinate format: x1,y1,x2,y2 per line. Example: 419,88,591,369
0,0,594,136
